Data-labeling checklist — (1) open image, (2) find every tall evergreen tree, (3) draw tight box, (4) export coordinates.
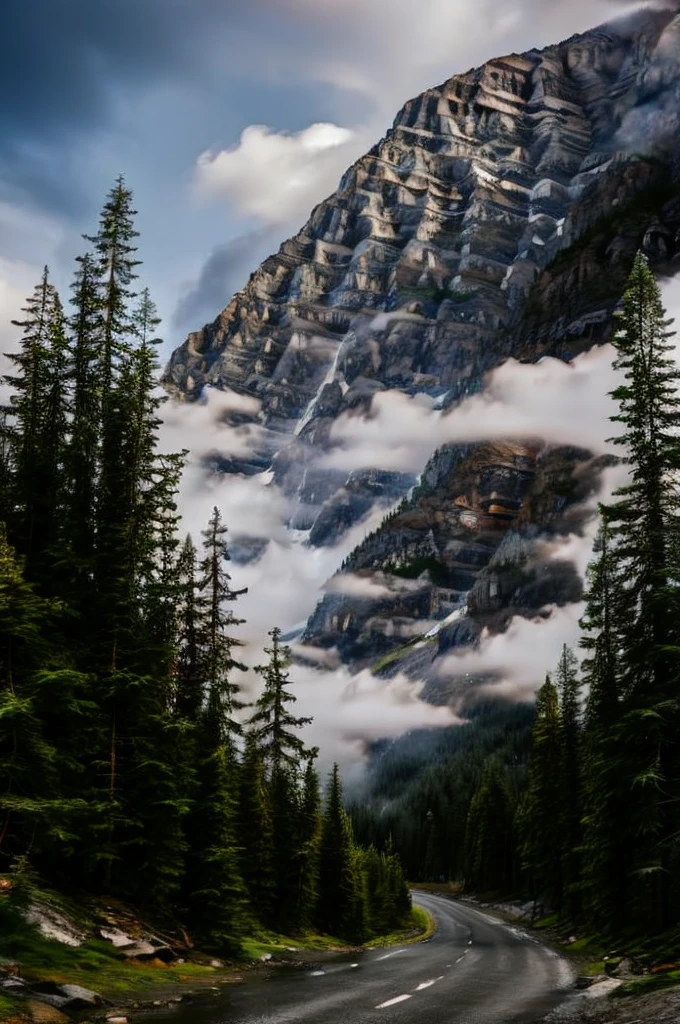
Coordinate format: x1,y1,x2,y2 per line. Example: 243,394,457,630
3,268,65,574
294,756,322,932
317,765,366,942
238,732,276,925
580,522,628,931
596,252,680,931
197,507,247,744
65,252,103,608
555,646,582,919
519,675,563,915
174,535,203,720
249,627,313,771
464,762,515,894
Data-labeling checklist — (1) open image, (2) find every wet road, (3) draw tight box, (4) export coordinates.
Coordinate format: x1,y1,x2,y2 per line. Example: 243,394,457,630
140,892,573,1024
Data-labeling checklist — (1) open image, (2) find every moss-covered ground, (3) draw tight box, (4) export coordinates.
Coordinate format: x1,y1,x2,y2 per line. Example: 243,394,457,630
0,899,431,1022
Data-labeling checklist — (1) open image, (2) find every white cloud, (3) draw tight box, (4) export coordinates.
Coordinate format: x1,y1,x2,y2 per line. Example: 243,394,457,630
156,271,680,765
324,571,426,600
319,345,621,474
258,0,651,127
195,122,356,225
0,257,45,404
436,603,586,704
290,663,465,769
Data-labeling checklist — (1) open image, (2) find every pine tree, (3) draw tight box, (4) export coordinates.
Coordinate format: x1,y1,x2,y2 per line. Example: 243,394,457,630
294,756,322,932
84,175,140,401
238,732,276,924
464,762,515,894
3,268,65,575
174,535,203,720
597,252,680,931
580,521,620,728
0,528,90,876
183,742,247,952
197,508,247,745
519,676,563,915
580,521,628,931
249,627,313,772
555,646,582,919
65,252,103,610
317,765,366,942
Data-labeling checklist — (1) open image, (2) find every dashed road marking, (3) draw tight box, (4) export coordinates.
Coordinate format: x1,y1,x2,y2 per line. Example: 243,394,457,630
375,948,406,961
414,976,444,991
376,994,413,1009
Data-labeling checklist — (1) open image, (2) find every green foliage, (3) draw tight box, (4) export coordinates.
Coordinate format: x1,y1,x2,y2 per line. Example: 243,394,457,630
249,627,314,771
317,765,368,943
579,253,680,935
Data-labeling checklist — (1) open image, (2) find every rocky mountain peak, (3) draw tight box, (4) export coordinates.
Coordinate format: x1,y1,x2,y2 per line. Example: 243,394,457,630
164,6,680,682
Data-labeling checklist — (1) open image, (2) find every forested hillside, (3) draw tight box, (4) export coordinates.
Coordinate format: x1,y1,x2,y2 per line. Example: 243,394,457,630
0,180,411,954
354,254,680,942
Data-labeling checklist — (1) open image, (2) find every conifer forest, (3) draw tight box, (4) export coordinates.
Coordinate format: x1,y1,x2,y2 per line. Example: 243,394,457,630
3,177,680,967
0,180,410,953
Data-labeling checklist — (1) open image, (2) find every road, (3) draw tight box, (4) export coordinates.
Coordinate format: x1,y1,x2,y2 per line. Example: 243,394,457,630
140,893,573,1024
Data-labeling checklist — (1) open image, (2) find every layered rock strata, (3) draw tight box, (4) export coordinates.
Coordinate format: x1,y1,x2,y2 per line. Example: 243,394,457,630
166,7,680,684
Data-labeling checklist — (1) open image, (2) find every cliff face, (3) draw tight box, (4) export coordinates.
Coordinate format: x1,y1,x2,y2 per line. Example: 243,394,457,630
166,7,680,687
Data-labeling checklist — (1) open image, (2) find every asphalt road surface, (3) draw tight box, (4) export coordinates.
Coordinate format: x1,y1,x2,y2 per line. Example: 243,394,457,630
141,892,574,1024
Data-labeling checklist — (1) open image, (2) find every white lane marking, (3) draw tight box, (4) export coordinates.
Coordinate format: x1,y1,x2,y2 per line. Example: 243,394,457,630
375,948,406,961
414,976,444,991
467,939,473,945
455,951,469,964
376,994,413,1009
350,963,359,968
308,970,325,976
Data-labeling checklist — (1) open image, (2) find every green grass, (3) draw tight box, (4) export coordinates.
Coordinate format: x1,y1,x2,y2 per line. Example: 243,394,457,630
239,930,352,960
532,914,559,930
0,916,222,1002
240,908,432,961
619,969,680,996
0,992,27,1023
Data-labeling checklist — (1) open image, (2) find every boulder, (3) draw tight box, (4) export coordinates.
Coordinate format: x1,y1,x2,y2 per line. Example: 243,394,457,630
121,939,175,962
30,982,103,1011
58,983,104,1007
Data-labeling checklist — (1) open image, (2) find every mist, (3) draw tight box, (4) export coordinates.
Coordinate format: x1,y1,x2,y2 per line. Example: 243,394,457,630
155,274,680,765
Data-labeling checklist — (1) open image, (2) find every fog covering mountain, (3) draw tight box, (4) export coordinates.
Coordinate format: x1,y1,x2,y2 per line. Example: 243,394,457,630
165,5,680,711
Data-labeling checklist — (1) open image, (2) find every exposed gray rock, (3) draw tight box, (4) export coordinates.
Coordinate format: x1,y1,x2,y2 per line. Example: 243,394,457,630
58,984,103,1008
23,902,86,947
164,7,680,678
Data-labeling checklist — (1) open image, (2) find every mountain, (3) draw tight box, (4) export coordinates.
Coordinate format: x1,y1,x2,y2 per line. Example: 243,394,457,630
165,6,680,695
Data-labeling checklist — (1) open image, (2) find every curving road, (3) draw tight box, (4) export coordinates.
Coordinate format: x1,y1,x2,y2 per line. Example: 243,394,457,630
142,893,573,1024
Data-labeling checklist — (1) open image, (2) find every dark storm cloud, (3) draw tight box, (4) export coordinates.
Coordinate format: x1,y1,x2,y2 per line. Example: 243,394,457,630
173,228,277,331
0,0,245,210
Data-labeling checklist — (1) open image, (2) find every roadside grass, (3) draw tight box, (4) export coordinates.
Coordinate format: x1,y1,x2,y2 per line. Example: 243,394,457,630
619,968,680,996
0,882,432,1016
0,916,225,1002
240,906,433,960
0,991,28,1024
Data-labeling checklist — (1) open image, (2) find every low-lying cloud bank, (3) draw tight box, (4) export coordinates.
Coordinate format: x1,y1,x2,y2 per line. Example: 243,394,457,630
160,274,680,764
320,345,621,475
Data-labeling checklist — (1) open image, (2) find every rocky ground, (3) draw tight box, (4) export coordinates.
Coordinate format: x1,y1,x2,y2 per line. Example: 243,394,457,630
569,987,680,1024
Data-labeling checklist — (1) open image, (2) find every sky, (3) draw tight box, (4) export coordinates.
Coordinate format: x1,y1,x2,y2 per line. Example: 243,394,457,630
0,0,652,358
1,0,672,766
